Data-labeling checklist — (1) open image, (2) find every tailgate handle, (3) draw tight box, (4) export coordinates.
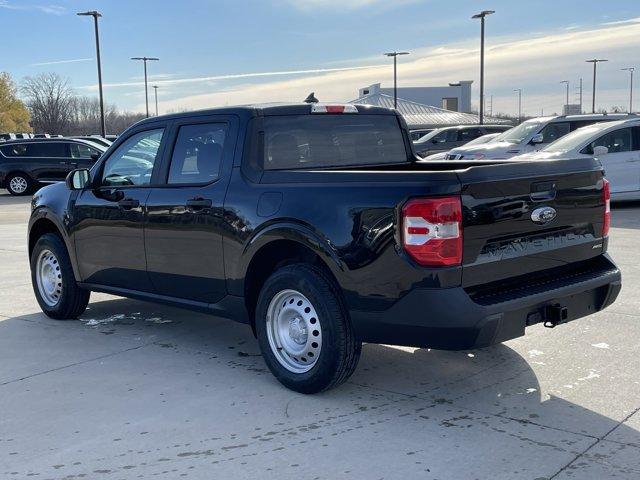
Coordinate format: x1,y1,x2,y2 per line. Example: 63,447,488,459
530,181,556,201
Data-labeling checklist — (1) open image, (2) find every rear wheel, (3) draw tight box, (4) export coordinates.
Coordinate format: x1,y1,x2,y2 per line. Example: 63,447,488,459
6,172,33,196
255,264,361,393
30,233,90,319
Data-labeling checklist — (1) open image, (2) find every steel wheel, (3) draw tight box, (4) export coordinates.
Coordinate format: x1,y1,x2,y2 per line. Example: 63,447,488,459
9,175,28,194
266,289,323,374
35,249,63,307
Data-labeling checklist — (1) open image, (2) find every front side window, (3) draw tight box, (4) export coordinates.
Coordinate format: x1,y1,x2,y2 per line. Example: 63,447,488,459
582,128,632,154
263,114,406,170
70,143,99,159
539,122,570,144
101,129,164,187
168,123,227,184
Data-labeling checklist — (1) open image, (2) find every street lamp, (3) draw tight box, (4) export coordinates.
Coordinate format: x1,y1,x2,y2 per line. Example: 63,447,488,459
152,85,159,116
560,80,569,113
472,10,495,125
77,10,106,137
131,56,159,117
586,59,608,113
514,88,522,123
621,67,635,113
383,51,410,109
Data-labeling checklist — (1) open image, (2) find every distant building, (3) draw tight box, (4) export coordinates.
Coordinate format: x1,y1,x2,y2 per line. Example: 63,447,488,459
350,91,511,130
358,81,473,113
563,104,582,115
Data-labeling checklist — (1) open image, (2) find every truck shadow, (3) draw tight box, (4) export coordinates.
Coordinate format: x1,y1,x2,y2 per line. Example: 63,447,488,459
3,294,638,457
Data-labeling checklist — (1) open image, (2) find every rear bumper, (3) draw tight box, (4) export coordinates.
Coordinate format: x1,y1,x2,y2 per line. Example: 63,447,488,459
350,254,621,350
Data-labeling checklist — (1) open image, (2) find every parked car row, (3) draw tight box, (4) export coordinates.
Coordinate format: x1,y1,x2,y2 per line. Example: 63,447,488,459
412,124,511,157
411,113,640,201
0,138,107,195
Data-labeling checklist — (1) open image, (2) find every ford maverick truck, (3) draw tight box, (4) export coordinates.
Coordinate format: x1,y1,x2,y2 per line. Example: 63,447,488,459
28,103,621,393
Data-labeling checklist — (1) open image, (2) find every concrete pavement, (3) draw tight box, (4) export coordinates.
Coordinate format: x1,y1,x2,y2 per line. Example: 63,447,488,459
0,191,639,479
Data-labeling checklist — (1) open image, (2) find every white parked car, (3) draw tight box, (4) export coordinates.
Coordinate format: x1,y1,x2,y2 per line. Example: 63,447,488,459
422,132,504,161
446,113,633,160
512,118,640,201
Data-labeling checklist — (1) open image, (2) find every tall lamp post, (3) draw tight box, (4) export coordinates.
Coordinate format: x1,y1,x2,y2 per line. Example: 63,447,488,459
152,85,159,116
586,59,608,113
472,10,494,124
383,51,410,109
560,80,569,113
514,88,522,123
621,67,635,113
131,56,159,117
77,10,106,137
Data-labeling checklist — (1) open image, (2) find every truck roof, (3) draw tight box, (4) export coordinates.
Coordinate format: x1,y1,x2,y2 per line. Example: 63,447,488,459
133,102,396,127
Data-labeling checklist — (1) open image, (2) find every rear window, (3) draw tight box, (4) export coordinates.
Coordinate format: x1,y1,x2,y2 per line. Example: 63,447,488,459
262,115,407,170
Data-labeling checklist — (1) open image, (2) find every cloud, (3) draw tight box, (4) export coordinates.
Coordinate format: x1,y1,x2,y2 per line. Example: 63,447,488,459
142,19,640,116
80,64,388,90
0,1,65,15
279,0,418,11
31,58,93,67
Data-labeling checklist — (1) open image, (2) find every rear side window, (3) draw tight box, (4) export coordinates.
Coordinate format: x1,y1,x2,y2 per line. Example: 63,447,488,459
0,142,66,157
168,123,227,184
263,115,407,170
458,128,482,142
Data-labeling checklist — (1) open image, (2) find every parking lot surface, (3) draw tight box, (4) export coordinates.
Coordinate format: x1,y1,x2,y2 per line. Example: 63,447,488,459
1,191,639,480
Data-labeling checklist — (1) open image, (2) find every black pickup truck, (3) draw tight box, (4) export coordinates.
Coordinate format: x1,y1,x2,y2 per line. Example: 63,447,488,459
28,103,621,393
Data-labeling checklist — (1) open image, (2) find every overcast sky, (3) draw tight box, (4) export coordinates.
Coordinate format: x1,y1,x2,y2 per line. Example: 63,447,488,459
2,0,639,116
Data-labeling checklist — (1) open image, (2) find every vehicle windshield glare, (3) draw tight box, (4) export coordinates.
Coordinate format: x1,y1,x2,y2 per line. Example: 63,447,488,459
493,121,543,144
542,125,607,153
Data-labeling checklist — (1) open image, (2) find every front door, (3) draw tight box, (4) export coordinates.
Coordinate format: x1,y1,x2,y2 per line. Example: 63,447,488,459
589,126,638,195
72,126,167,291
145,117,237,303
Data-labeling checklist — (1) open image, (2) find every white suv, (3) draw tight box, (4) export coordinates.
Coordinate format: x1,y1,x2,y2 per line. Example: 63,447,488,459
446,113,634,160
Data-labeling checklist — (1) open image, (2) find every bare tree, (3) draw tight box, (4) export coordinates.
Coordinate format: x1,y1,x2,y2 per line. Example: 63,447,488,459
21,73,75,134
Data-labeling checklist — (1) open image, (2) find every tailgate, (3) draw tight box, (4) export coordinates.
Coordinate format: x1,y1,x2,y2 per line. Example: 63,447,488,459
458,158,606,288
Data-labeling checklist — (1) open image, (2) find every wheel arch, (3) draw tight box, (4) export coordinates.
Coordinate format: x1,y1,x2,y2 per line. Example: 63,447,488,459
240,224,346,333
28,213,81,281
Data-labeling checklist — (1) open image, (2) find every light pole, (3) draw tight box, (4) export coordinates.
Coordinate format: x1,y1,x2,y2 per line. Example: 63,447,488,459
622,67,635,113
152,85,159,116
472,10,495,125
560,80,569,113
586,59,608,113
77,10,106,137
514,88,522,123
383,51,409,109
131,56,159,117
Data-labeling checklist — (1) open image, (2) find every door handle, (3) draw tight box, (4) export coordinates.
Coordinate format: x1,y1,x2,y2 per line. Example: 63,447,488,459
118,198,140,210
186,197,212,210
625,159,640,163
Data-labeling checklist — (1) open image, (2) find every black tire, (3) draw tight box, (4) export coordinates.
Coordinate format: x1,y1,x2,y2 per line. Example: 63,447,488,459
30,233,90,320
255,264,361,393
6,172,33,196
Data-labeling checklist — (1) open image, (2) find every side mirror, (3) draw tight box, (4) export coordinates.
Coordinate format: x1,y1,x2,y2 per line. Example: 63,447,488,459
593,145,609,156
65,168,90,190
531,133,544,144
90,152,101,161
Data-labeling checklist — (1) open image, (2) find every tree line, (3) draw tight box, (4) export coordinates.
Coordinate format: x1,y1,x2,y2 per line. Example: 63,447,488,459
1,71,145,136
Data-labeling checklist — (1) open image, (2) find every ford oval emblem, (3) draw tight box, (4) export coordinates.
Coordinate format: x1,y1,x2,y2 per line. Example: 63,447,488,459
531,206,557,224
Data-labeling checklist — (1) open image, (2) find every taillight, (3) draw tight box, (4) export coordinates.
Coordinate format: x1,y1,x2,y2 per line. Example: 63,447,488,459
402,196,463,266
603,178,610,237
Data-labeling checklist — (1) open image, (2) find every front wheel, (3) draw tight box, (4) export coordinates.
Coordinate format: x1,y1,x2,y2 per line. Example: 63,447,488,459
30,233,90,319
255,264,361,393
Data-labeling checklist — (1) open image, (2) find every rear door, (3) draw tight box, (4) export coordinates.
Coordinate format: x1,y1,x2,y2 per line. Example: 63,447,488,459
458,158,606,288
144,115,238,303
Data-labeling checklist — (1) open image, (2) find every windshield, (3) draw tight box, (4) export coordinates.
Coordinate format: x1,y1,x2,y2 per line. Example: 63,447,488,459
493,121,543,144
542,124,609,153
